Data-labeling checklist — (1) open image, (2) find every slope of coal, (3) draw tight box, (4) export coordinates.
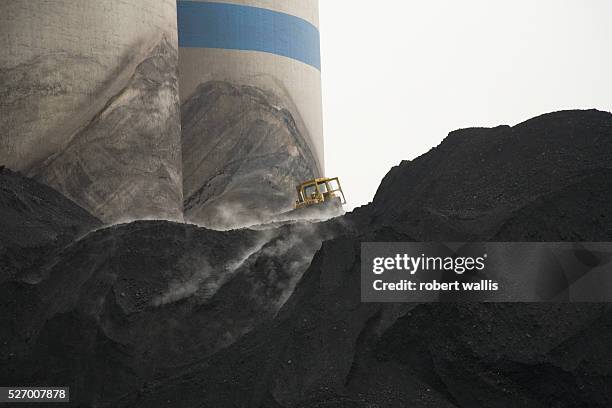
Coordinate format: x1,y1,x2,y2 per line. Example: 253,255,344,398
0,167,101,282
2,109,612,407
125,109,612,408
129,230,612,408
493,168,612,241
371,109,612,240
1,216,350,407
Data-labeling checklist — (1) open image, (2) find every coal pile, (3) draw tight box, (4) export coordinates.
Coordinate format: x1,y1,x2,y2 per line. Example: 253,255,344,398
1,109,612,407
0,181,349,406
370,109,612,240
0,167,101,283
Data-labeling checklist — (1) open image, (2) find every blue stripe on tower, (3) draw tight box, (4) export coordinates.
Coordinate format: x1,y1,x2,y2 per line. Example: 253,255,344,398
177,1,321,70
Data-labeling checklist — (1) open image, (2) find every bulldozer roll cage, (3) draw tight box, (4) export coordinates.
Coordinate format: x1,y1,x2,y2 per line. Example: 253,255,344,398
294,177,346,209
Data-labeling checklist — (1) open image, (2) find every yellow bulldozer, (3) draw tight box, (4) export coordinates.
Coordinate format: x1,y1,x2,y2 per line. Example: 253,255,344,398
294,177,346,209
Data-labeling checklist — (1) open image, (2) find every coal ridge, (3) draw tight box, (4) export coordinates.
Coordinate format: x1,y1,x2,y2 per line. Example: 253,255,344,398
2,109,612,407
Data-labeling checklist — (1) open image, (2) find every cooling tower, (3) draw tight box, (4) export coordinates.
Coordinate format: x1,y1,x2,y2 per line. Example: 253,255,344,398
0,1,182,223
178,0,324,228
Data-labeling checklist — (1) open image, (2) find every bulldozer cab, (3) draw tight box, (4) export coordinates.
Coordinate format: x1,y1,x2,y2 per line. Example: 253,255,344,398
295,177,346,209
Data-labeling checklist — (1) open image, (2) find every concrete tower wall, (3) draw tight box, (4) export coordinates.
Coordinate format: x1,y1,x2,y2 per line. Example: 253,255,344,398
0,0,183,223
178,0,324,229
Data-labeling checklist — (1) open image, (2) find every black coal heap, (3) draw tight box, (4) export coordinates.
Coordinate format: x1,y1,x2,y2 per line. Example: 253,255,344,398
0,168,101,283
1,109,611,407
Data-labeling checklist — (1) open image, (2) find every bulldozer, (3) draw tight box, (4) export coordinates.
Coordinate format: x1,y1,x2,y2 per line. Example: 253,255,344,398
269,177,346,224
294,177,346,209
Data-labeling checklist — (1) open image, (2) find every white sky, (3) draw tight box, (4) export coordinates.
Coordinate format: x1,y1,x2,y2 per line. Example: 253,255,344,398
319,0,612,210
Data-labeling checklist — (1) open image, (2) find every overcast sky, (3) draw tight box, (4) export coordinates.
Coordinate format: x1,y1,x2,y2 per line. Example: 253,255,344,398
319,0,612,210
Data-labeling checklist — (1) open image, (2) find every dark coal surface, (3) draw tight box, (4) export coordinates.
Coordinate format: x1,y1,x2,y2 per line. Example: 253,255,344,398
494,168,612,241
0,167,101,283
1,209,349,406
2,109,612,407
127,233,612,408
370,109,612,240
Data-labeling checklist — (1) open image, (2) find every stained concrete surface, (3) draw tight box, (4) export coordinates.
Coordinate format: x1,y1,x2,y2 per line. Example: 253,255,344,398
32,36,183,223
178,1,325,227
0,0,182,223
182,81,320,229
